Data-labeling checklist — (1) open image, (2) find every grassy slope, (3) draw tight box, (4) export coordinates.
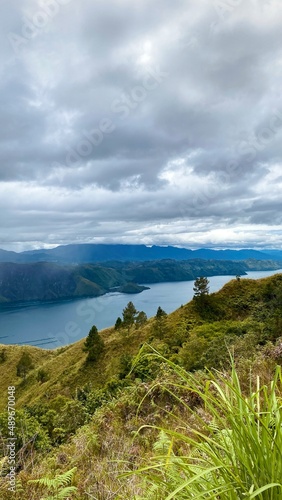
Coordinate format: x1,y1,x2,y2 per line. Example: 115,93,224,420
0,274,282,499
0,273,281,411
0,321,154,411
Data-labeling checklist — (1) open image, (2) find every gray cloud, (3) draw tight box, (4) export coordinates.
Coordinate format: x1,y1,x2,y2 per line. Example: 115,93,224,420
1,0,282,250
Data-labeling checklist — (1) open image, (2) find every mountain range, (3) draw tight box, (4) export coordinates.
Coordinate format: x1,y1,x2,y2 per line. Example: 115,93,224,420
0,244,282,264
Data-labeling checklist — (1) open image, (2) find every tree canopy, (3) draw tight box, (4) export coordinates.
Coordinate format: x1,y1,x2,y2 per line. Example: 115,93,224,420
83,325,105,362
193,276,210,298
122,301,138,329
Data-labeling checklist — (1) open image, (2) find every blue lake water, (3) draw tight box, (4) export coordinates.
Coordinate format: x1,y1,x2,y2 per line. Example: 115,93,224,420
0,269,281,348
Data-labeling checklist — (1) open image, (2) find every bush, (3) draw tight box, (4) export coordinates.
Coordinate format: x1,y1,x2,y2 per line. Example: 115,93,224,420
16,352,34,379
37,368,49,383
0,349,7,363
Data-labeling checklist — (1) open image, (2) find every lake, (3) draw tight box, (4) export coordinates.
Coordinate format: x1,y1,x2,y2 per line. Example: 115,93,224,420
0,269,281,348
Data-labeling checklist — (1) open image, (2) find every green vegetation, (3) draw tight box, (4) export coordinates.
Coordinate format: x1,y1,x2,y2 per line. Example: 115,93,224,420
28,467,77,499
83,325,105,363
113,301,148,333
122,300,138,329
193,275,210,297
116,282,149,294
130,356,282,499
0,274,282,498
114,316,123,330
16,351,34,379
0,349,7,363
0,258,281,305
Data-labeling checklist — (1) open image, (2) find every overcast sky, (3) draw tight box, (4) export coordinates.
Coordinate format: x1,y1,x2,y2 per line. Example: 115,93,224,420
1,0,282,251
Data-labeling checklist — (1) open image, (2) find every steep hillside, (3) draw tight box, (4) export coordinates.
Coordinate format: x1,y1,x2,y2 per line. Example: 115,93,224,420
0,262,123,304
0,273,282,499
0,273,282,410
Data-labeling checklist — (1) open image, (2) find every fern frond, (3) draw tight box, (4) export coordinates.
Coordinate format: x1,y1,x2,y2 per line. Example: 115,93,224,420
57,486,78,498
28,467,77,499
54,467,77,487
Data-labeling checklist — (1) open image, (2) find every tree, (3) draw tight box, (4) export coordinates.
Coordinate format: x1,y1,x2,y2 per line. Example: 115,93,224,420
16,352,34,379
155,306,167,320
114,316,123,330
193,277,210,298
83,325,105,362
193,277,217,318
122,301,138,330
154,306,168,339
135,311,148,328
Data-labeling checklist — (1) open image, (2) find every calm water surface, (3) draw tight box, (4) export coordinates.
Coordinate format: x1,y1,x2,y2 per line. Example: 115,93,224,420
0,269,281,348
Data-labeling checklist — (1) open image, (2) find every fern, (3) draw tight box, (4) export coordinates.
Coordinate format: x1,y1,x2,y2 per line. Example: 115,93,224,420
28,467,77,499
153,430,172,456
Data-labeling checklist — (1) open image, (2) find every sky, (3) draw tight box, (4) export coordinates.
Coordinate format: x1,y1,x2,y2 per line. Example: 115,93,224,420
1,0,282,251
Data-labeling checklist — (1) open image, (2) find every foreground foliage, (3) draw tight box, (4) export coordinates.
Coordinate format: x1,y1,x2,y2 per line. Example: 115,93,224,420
28,467,77,499
131,352,282,499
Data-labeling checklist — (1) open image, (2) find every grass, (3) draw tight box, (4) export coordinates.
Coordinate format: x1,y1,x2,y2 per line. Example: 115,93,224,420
0,273,279,412
130,349,282,499
0,319,154,411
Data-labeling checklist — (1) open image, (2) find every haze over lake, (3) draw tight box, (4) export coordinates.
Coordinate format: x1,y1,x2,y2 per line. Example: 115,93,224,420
0,269,281,348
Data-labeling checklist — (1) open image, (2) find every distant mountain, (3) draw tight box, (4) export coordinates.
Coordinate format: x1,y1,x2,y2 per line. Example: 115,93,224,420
0,249,21,262
190,248,279,261
0,244,281,264
0,258,281,305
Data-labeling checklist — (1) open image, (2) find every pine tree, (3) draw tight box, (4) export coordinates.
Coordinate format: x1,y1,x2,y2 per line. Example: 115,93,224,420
83,325,105,362
193,277,212,317
122,301,138,330
135,311,147,328
193,277,210,298
155,306,167,320
114,316,123,330
155,306,168,339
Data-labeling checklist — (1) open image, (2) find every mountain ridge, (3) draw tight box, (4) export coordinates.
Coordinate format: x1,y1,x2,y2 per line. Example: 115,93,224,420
0,244,281,263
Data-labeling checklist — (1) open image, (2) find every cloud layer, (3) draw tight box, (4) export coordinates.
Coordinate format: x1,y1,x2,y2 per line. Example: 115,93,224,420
1,0,282,250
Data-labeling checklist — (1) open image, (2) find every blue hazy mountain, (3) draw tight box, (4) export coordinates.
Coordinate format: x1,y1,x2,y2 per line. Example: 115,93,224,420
0,244,281,263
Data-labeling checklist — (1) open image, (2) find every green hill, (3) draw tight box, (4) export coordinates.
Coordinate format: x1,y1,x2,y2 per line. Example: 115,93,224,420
0,273,282,498
0,258,280,305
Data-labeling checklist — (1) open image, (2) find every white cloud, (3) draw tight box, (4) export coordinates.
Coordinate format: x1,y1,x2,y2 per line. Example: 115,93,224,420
1,0,282,249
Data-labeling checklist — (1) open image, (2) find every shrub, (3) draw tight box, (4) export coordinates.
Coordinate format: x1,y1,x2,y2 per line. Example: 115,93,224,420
37,368,49,383
16,352,34,379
